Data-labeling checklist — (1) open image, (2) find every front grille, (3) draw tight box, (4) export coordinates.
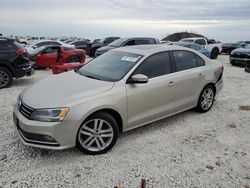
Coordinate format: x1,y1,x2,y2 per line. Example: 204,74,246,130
19,101,34,119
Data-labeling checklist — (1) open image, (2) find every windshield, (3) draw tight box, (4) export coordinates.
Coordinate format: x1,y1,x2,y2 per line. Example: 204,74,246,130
180,39,194,43
76,51,143,82
108,39,127,47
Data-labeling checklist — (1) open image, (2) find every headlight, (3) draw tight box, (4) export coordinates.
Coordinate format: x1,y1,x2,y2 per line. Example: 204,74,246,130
30,108,69,122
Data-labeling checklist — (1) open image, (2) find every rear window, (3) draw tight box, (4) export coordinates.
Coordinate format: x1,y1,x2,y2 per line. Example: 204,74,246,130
0,40,16,50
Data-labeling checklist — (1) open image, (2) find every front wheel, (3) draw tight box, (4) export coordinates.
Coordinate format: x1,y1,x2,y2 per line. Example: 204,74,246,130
76,112,119,155
195,85,215,113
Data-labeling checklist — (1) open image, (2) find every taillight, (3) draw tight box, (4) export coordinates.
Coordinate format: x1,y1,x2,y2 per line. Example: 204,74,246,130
16,48,26,57
221,64,224,73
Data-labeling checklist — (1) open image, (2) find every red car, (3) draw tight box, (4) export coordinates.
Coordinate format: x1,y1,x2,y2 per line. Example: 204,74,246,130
33,45,86,74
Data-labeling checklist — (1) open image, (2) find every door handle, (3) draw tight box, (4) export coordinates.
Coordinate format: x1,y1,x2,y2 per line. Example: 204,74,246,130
168,81,176,87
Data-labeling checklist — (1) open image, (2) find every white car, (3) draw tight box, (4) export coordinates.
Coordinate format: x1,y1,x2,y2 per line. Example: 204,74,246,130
180,37,222,59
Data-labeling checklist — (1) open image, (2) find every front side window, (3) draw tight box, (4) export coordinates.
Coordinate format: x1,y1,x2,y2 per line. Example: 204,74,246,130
43,47,59,54
133,52,171,79
173,51,197,71
77,51,143,82
124,40,135,46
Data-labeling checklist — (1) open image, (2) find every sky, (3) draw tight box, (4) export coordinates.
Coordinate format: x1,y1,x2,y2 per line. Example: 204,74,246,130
0,0,250,42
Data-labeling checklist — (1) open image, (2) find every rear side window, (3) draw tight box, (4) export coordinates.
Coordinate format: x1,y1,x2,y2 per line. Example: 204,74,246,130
135,40,150,45
196,55,205,67
0,40,15,50
133,52,171,78
195,39,206,45
173,51,197,71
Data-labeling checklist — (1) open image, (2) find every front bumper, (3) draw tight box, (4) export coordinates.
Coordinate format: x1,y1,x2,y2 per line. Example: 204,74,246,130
13,105,79,150
230,57,250,66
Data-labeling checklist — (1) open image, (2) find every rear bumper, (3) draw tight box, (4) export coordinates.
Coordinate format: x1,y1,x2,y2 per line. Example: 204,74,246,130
216,78,223,95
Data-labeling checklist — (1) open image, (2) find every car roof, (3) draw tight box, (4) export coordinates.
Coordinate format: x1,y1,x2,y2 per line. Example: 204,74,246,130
181,37,204,40
112,44,196,56
119,37,156,40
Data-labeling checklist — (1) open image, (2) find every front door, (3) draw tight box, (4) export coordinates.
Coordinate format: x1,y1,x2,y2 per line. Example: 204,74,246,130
126,51,176,129
35,46,59,67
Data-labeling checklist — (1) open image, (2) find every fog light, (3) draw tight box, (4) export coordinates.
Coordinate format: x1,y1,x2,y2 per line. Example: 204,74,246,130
43,135,56,143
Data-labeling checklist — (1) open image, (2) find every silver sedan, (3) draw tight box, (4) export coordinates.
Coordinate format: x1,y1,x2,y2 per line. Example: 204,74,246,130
13,45,223,155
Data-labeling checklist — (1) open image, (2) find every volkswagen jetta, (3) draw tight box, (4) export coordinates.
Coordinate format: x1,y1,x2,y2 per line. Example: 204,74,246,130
13,45,223,155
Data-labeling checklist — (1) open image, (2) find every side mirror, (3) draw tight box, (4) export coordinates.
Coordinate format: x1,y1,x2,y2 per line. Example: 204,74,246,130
32,45,38,49
128,74,148,84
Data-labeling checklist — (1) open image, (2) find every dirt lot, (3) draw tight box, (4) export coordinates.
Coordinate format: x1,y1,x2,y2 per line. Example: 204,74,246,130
0,55,249,188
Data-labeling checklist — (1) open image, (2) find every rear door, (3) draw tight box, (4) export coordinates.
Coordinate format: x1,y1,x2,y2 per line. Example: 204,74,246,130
126,51,176,128
171,50,206,112
35,46,59,67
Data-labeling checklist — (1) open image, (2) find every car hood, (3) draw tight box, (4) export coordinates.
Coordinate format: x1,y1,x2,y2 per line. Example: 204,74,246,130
97,46,115,52
232,48,250,54
20,71,114,108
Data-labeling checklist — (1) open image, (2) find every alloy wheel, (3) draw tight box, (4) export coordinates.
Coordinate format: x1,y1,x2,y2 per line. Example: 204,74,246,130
201,88,214,110
0,70,10,88
78,119,114,152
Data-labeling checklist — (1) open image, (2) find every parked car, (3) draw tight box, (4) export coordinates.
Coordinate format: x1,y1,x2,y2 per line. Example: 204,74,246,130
89,37,120,57
0,38,34,88
13,45,223,155
69,40,92,55
221,42,243,54
92,39,101,43
26,40,74,54
170,42,211,58
230,44,250,67
180,37,222,59
95,37,160,57
33,45,86,71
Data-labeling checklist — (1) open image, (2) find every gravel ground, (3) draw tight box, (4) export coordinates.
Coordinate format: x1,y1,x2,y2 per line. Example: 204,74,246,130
0,55,250,188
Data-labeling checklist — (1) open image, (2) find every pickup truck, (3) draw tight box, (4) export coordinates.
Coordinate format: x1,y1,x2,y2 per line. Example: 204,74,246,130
180,37,222,59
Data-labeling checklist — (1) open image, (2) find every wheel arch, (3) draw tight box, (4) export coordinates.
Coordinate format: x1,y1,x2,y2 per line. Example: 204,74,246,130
0,63,14,77
203,82,216,95
81,108,124,134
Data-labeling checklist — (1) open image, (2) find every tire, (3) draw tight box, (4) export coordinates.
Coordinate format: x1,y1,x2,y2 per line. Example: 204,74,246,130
0,67,13,89
195,85,215,113
76,112,119,155
90,48,97,57
68,56,81,63
211,48,219,59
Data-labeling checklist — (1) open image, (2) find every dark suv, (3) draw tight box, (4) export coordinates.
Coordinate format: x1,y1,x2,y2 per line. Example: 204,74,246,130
89,37,120,57
95,37,160,57
0,38,34,88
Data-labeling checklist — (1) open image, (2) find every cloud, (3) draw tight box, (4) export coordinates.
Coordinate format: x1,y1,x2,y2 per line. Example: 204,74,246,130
0,0,250,41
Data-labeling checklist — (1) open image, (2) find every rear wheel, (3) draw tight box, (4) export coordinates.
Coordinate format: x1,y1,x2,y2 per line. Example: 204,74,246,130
68,56,80,63
195,85,215,113
211,48,219,59
0,67,13,89
76,112,119,155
